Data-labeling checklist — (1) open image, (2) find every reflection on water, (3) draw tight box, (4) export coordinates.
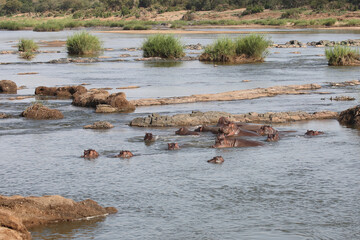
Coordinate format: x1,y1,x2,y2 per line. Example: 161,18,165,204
0,29,360,240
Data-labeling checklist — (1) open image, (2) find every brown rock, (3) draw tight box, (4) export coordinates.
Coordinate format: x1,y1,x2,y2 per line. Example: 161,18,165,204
72,90,109,108
95,104,118,113
35,85,87,98
83,121,114,129
21,103,64,120
0,211,31,240
107,92,135,112
0,113,10,119
338,105,360,128
0,80,17,94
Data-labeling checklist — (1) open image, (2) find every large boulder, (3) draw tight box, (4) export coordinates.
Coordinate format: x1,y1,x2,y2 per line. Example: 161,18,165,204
338,105,360,128
35,85,87,98
72,89,109,108
107,92,135,112
21,103,64,120
0,80,17,94
0,195,117,238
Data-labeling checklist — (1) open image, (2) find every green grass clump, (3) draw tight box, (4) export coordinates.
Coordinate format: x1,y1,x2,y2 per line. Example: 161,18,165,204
142,34,184,59
234,34,271,59
18,39,38,52
203,34,270,62
33,21,64,32
281,8,302,19
0,21,25,30
66,31,102,56
325,45,360,66
20,51,35,60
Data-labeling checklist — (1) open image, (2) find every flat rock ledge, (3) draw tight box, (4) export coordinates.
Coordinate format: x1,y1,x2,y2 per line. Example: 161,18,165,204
0,195,117,240
130,84,322,107
130,110,339,127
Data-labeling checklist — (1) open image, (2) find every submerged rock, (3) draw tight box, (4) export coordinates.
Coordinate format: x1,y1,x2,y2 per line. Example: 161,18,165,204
83,121,114,129
0,113,10,119
0,80,17,94
130,111,338,127
21,103,64,120
199,53,263,64
0,195,117,238
338,105,360,128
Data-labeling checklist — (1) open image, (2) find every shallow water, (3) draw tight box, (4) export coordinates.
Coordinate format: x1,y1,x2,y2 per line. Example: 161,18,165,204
0,28,359,240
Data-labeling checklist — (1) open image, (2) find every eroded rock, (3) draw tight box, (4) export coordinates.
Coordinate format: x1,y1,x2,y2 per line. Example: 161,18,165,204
35,85,87,98
338,105,360,128
0,80,17,94
83,121,114,129
21,103,64,120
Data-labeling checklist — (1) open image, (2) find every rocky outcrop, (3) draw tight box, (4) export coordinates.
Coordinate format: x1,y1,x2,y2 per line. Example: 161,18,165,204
0,80,17,94
73,90,135,113
185,43,203,50
21,103,64,120
130,110,338,127
307,39,360,47
327,80,360,87
83,121,114,129
130,84,322,107
273,40,306,48
0,195,117,239
338,105,360,128
35,85,87,98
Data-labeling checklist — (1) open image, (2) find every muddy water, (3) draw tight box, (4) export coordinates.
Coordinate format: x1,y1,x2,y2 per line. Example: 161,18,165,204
0,28,359,239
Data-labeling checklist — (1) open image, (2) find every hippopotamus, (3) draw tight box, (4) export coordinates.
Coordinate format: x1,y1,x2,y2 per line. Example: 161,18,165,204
207,156,224,164
305,130,324,136
81,149,99,159
217,117,232,126
175,127,199,135
168,143,180,150
266,132,280,142
221,122,260,137
116,150,133,158
256,125,277,136
144,133,155,142
212,134,264,148
195,125,221,134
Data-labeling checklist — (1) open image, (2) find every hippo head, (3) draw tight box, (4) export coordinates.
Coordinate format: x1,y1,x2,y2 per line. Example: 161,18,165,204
266,132,280,142
175,127,187,135
144,133,154,141
257,125,277,135
168,143,180,150
82,149,99,159
217,117,231,126
305,130,324,136
207,156,224,164
212,133,229,148
221,122,238,136
195,126,204,132
117,150,133,158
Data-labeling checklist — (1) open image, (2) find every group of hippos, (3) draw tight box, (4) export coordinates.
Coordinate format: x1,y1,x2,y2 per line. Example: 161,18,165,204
81,116,324,164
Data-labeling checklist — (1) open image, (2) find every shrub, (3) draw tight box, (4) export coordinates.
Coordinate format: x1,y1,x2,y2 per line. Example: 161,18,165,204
325,45,360,66
33,21,64,31
241,5,264,16
234,34,271,59
18,39,38,52
66,31,102,56
281,8,302,19
322,18,336,26
142,34,185,59
20,51,35,60
0,21,24,30
203,37,236,61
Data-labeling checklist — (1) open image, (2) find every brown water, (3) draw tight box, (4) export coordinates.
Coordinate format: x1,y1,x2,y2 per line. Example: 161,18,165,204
0,28,359,239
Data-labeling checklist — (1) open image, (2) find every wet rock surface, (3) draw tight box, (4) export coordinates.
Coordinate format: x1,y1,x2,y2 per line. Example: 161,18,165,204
35,85,87,98
0,80,17,94
130,111,338,127
327,80,360,87
338,105,360,128
0,113,11,119
130,84,322,107
0,195,117,239
83,121,114,129
21,103,64,120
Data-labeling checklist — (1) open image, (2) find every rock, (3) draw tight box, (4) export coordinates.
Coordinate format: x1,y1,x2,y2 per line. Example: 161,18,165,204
130,110,338,127
0,113,10,119
185,44,203,50
35,85,87,98
130,84,322,107
0,80,17,94
0,211,31,240
116,86,140,89
83,121,114,129
95,104,118,113
328,80,360,87
330,96,355,101
17,72,38,75
72,90,109,108
338,105,360,128
21,103,64,120
107,92,135,112
0,195,117,238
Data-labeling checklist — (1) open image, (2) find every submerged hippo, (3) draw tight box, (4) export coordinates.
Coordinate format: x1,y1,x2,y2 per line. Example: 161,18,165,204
81,149,99,159
217,117,232,126
207,156,224,164
116,150,133,158
168,143,180,150
305,130,324,136
266,132,280,142
195,125,220,134
212,134,264,148
257,125,277,135
175,127,199,136
221,122,260,137
144,133,155,142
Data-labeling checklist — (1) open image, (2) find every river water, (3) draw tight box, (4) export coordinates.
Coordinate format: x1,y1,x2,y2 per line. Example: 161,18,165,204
0,28,359,240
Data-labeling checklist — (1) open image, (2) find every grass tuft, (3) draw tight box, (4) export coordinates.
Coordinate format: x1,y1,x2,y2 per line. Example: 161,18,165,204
66,31,102,56
325,45,360,66
18,39,38,52
142,34,184,58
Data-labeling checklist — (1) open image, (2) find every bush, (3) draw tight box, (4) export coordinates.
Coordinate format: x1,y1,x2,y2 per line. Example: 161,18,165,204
203,37,236,61
33,21,64,31
241,5,264,16
281,9,302,19
322,18,336,26
142,34,185,59
18,39,38,52
66,31,102,56
234,34,271,59
325,45,360,66
20,51,35,60
0,21,24,30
